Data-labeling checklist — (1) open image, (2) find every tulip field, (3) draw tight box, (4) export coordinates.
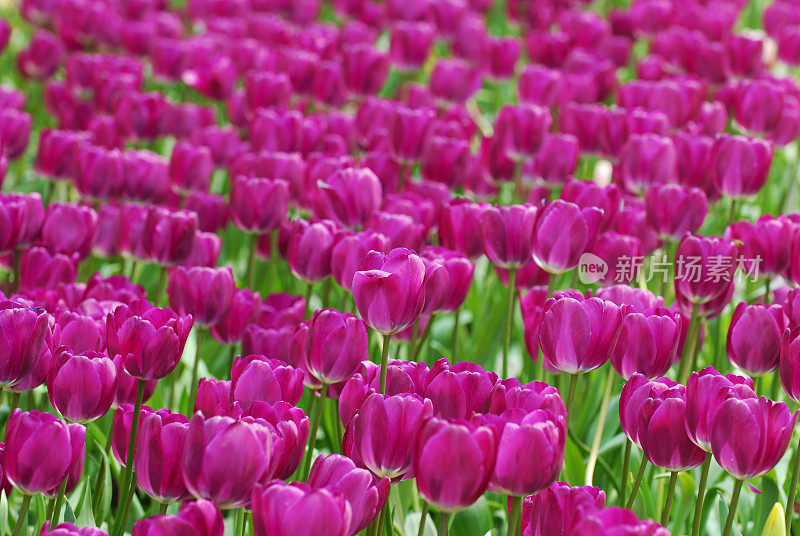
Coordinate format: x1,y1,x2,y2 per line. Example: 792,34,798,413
6,0,800,535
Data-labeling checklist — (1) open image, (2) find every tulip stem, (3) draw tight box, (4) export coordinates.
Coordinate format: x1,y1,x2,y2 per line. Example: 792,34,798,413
502,268,517,379
691,452,712,536
439,512,450,536
721,479,743,536
625,455,648,509
411,315,435,362
112,379,146,536
785,435,800,530
303,283,314,320
246,232,258,290
379,333,392,394
158,502,168,515
417,502,429,536
301,383,330,481
451,308,460,362
11,246,20,293
661,471,678,527
50,478,68,527
678,303,701,384
585,365,615,486
10,494,31,536
764,278,772,304
2,391,20,438
507,496,522,536
564,373,578,430
154,265,167,307
620,440,632,505
234,508,245,536
190,328,204,414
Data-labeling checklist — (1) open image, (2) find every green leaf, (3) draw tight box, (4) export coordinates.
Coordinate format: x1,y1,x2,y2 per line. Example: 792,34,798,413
760,503,786,536
404,511,436,536
561,437,586,488
451,497,493,536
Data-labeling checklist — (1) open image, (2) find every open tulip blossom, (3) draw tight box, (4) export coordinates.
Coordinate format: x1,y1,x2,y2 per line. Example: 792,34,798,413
1,2,800,536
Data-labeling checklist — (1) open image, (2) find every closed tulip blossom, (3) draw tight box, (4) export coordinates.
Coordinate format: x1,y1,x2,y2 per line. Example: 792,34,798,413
183,414,273,508
614,134,677,195
532,200,603,275
439,199,490,260
251,481,352,536
710,135,773,199
167,266,234,328
481,204,538,269
106,300,193,380
494,104,552,161
727,215,796,280
230,354,304,410
611,308,680,380
414,418,497,515
46,349,118,423
131,499,224,536
423,365,498,420
296,309,368,385
782,325,800,402
571,506,669,535
169,142,214,193
40,202,98,260
134,410,191,504
313,168,383,229
330,231,390,291
141,207,198,266
210,288,261,345
41,522,108,536
521,482,606,536
288,219,338,285
344,393,433,481
388,105,434,167
674,235,739,306
230,177,290,234
726,302,786,377
243,401,310,480
4,409,85,495
0,301,49,388
645,185,708,239
308,454,390,535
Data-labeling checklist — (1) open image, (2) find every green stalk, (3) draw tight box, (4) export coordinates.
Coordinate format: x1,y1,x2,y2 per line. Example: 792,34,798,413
301,383,330,480
154,265,168,307
620,440,632,506
661,471,678,527
303,282,314,320
411,315,435,362
112,380,146,536
625,456,648,509
721,479,744,536
234,508,245,536
564,373,578,430
379,333,392,395
585,365,615,486
678,303,701,384
502,268,517,379
158,502,168,515
10,494,31,536
451,308,460,362
50,478,69,526
417,502,429,536
691,453,712,536
786,435,800,531
439,512,451,536
507,496,522,536
189,328,204,414
246,232,258,289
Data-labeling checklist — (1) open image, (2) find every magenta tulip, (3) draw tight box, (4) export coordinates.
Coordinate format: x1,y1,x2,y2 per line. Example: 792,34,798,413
611,308,680,380
727,302,786,377
532,200,602,274
167,266,234,328
481,204,538,269
230,354,304,409
251,481,352,536
131,499,223,536
135,410,191,503
46,349,117,423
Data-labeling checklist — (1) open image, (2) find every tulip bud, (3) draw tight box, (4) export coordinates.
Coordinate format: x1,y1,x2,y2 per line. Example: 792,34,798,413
0,301,49,388
288,219,338,284
106,300,193,380
40,203,98,260
5,410,85,495
614,134,676,195
710,135,773,199
611,308,680,380
18,247,77,292
388,105,434,164
209,288,261,345
330,231,390,291
532,200,602,274
352,248,428,336
480,204,537,269
494,104,552,160
135,410,191,503
429,59,482,104
252,481,352,536
726,302,786,377
645,184,708,239
541,296,625,374
297,309,368,384
195,378,232,418
727,215,795,278
674,234,739,305
167,266,234,328
17,30,64,80
313,168,383,229
170,142,214,193
521,482,606,536
183,414,273,508
414,418,497,512
47,349,117,423
389,22,435,71
141,206,198,265
131,499,223,536
230,354,304,410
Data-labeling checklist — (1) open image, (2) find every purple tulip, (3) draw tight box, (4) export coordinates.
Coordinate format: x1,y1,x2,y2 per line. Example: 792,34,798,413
0,301,49,388
423,363,498,419
429,59,482,104
308,454,390,535
170,142,214,193
540,296,625,374
480,204,538,269
251,481,352,536
131,499,223,536
287,219,338,284
352,248,428,336
614,134,676,195
781,325,800,402
135,410,191,503
4,410,85,495
726,302,786,377
388,105,435,164
0,108,31,160
18,247,77,293
167,266,234,328
589,232,643,286
521,482,606,536
17,30,64,80
414,418,497,512
560,179,621,233
141,206,198,265
645,185,708,239
106,299,193,380
389,22,435,71
494,104,552,161
40,203,98,260
421,247,474,313
184,192,229,233
111,357,157,409
344,392,433,481
485,36,522,80
183,413,273,508
710,395,796,479
710,135,773,199
230,354,304,409
330,231,390,291
727,215,796,278
342,45,389,97
242,401,310,480
123,150,170,203
685,366,755,452
571,506,669,535
674,234,739,306
313,168,383,229
195,378,232,418
532,200,602,275
230,177,290,234
41,522,108,536
46,349,117,423
611,308,680,380
209,288,261,345
295,309,368,384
